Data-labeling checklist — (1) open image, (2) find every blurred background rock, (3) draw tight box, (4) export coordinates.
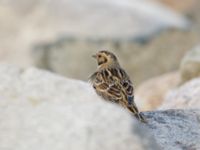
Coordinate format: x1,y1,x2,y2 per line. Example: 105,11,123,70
0,0,200,86
137,45,200,111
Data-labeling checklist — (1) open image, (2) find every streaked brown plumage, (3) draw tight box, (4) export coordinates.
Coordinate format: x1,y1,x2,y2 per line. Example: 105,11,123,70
90,50,147,123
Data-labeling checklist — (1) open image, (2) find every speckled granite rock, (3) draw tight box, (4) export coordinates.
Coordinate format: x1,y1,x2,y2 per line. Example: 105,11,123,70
146,109,200,150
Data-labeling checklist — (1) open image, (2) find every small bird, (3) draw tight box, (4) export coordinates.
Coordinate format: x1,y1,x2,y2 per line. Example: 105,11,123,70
89,50,147,123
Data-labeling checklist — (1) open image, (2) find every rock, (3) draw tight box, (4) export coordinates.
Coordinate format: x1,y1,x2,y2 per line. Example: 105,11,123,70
152,0,196,13
146,109,200,150
1,64,200,150
1,0,189,39
0,64,160,150
136,71,180,111
33,30,200,85
180,45,200,84
160,78,200,109
190,1,200,30
0,0,191,77
152,0,200,30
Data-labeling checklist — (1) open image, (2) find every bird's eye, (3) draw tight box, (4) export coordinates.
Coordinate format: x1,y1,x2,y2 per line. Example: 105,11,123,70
98,55,101,58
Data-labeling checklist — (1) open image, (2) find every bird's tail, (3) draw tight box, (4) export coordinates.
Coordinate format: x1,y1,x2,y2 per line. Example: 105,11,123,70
127,103,147,123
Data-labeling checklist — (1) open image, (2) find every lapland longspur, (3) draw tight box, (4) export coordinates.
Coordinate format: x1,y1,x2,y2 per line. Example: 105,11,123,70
90,50,146,123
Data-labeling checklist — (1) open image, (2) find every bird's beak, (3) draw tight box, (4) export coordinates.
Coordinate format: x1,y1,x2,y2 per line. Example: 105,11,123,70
92,54,97,59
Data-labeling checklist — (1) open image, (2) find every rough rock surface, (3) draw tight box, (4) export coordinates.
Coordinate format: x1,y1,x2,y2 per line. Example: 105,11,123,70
180,45,200,84
1,64,200,150
146,109,200,150
136,71,180,111
160,78,200,109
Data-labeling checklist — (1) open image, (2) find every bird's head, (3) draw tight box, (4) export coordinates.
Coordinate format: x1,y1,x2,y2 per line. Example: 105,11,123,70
92,50,120,69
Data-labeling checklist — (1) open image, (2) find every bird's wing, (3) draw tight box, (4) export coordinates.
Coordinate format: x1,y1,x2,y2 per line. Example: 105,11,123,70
106,68,133,95
93,68,133,104
92,69,121,101
110,67,134,105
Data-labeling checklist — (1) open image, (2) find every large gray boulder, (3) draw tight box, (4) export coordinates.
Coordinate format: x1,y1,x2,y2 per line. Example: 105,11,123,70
0,64,159,150
1,64,200,150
